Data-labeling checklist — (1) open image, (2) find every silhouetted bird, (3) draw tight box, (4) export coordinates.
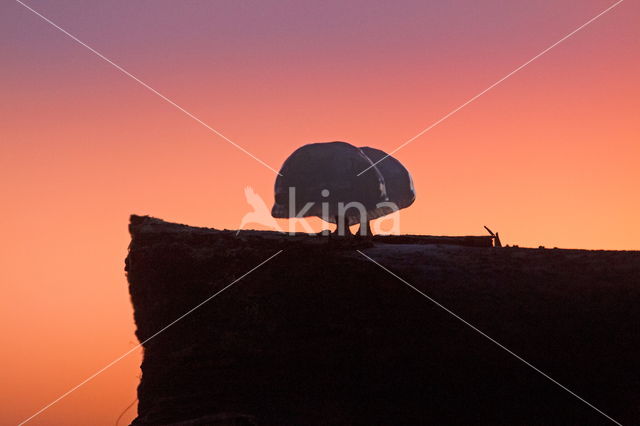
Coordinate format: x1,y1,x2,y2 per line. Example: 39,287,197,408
271,141,415,236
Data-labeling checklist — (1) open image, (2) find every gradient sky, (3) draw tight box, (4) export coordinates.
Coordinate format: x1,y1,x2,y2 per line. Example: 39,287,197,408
1,0,638,424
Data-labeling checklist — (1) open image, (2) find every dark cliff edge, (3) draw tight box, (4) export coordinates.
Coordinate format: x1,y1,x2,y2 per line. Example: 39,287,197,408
125,215,640,425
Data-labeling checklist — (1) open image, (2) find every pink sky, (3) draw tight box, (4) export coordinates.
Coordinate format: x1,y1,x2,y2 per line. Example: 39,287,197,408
1,1,638,424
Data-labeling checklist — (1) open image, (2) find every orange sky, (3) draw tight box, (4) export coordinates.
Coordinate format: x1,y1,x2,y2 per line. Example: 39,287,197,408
1,0,638,424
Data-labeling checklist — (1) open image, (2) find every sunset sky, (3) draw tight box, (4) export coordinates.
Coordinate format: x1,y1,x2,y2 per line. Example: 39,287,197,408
1,0,638,424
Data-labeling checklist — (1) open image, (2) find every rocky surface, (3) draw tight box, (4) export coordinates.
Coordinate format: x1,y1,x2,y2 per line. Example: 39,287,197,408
126,215,640,425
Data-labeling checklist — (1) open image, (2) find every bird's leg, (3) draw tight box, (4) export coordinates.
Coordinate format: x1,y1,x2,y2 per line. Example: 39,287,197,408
345,218,353,237
332,215,342,236
333,215,353,237
357,216,372,237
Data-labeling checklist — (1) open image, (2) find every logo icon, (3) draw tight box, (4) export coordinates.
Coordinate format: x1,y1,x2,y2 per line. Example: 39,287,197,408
237,187,284,234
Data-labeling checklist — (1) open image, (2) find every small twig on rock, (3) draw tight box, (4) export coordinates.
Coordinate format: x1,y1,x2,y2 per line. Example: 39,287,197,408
484,226,502,248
